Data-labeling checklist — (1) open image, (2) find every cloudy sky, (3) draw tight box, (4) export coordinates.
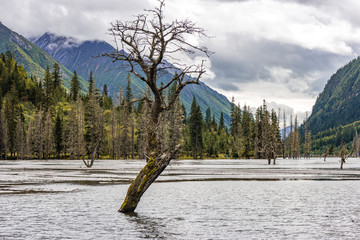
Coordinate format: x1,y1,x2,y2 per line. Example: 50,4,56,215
1,0,360,120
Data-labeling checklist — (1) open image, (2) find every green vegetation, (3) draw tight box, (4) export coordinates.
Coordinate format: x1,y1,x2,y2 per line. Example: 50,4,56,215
309,120,360,156
0,52,231,160
308,57,360,135
0,51,286,162
0,22,88,93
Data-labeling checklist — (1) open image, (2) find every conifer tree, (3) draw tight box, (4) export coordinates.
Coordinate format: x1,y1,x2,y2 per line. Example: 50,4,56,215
44,65,53,107
189,97,203,159
54,111,63,158
157,111,169,153
211,114,217,132
125,74,133,113
219,112,225,132
75,98,86,160
282,110,287,158
260,100,273,164
108,97,115,160
254,106,263,159
270,109,281,164
109,99,118,159
137,93,151,159
101,84,111,109
167,83,184,154
119,103,130,159
34,109,44,159
229,100,241,158
52,63,62,90
230,97,238,137
65,104,77,159
241,105,252,159
84,78,104,167
103,84,108,97
3,86,20,157
25,117,34,159
289,114,293,158
125,76,135,158
293,115,300,159
355,129,360,157
0,109,9,159
205,108,212,130
88,71,95,97
233,103,242,158
15,116,25,160
43,109,54,160
304,112,311,159
70,71,80,101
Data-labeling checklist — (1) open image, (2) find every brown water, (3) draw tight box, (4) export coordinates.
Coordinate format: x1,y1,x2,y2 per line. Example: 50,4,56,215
1,158,360,239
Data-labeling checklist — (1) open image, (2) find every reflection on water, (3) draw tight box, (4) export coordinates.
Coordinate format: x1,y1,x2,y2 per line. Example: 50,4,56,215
1,158,360,239
124,212,168,239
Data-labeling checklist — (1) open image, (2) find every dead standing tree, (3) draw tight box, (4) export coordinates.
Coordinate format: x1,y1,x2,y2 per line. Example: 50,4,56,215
104,1,212,213
339,129,358,169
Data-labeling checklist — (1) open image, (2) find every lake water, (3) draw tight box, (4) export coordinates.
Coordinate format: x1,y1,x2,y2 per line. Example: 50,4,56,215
1,158,360,239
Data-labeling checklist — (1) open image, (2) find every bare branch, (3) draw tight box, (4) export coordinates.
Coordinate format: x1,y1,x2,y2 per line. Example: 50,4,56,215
103,0,212,121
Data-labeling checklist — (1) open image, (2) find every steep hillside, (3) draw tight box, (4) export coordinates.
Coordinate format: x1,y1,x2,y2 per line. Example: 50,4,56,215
32,33,231,124
0,22,87,91
308,57,360,134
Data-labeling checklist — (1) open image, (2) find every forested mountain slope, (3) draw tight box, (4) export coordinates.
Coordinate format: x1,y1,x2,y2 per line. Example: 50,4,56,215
32,33,231,124
308,57,360,134
0,22,87,92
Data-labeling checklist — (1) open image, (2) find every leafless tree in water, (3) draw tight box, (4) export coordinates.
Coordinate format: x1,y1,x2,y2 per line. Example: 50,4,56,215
103,0,212,213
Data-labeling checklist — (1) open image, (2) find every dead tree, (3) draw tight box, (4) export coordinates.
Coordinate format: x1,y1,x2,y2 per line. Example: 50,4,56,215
339,130,358,169
104,0,212,213
339,141,347,170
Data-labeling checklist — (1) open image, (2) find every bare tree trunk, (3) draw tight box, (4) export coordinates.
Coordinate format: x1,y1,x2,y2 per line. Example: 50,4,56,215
83,147,97,168
119,144,180,213
131,123,135,159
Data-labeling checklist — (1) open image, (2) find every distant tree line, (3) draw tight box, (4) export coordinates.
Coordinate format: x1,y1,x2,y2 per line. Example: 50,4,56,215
308,120,360,157
0,51,226,161
9,50,358,162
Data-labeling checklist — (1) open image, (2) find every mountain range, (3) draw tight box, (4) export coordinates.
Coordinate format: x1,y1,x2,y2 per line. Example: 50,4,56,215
0,22,88,92
0,22,231,125
31,33,232,125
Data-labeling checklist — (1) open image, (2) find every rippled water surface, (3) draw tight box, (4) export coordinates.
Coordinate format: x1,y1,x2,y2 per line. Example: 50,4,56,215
1,158,360,239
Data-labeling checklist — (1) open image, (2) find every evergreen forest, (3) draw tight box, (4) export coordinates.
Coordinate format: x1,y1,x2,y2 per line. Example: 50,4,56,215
1,51,359,162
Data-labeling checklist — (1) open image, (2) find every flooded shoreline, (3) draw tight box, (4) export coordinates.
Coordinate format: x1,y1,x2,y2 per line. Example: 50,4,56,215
1,157,360,194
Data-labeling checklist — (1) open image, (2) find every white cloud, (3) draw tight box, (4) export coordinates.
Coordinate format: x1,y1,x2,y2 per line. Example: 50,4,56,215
1,0,360,114
166,0,360,55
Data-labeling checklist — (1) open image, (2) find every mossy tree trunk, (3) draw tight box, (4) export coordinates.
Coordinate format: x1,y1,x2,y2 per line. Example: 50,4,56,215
119,144,180,213
119,97,179,213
